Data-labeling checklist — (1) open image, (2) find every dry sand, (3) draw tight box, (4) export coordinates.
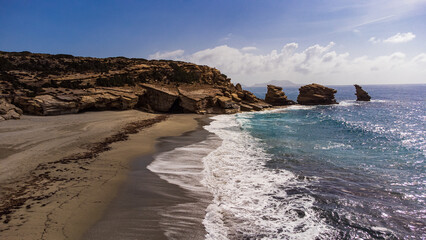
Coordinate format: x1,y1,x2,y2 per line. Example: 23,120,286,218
0,110,200,240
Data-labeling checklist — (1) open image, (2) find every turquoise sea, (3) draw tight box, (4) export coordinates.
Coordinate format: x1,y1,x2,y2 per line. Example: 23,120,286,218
201,84,425,239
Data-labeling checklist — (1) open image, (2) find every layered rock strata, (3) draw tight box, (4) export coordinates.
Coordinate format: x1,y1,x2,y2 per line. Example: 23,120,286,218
297,83,338,105
0,51,271,117
265,85,296,106
0,98,23,121
354,84,371,101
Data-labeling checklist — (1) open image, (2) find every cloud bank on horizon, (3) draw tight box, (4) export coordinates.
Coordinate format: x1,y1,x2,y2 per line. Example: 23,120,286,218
150,41,426,86
147,0,426,86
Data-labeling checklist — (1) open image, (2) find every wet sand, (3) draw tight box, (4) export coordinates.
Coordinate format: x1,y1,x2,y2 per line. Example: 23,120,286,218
0,111,201,240
83,117,214,240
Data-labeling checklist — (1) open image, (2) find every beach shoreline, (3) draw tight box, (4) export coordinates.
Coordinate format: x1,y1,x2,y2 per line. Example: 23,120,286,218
83,116,215,240
0,110,204,240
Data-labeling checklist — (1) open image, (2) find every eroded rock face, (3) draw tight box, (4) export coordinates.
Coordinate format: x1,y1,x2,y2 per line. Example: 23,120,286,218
354,84,371,101
297,83,338,105
138,84,179,112
265,85,296,106
0,98,23,120
0,51,273,116
178,85,223,113
14,88,140,116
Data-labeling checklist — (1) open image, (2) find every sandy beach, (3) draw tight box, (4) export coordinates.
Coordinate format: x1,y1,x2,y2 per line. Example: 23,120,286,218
83,117,215,240
0,110,202,240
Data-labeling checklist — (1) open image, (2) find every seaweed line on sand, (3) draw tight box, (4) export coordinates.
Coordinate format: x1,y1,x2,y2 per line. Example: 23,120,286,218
0,114,168,228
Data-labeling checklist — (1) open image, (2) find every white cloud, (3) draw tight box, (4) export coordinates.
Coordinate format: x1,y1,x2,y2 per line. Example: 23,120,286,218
149,43,426,85
149,49,184,59
383,32,416,43
241,46,257,52
369,37,381,44
368,32,416,44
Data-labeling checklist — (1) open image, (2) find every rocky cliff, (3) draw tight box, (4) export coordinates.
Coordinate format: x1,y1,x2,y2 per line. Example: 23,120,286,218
354,84,371,101
0,51,271,118
297,83,338,105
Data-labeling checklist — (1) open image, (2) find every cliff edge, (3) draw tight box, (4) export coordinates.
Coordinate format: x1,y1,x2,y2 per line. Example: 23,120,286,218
0,51,271,118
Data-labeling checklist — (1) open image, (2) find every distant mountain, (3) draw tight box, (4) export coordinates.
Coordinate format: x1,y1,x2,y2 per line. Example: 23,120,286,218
250,80,299,88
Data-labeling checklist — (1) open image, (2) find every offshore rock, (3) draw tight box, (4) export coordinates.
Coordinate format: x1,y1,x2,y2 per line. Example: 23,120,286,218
354,84,371,101
265,85,295,106
297,83,338,105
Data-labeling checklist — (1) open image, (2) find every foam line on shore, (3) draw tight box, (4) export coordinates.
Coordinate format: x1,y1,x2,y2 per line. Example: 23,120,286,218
201,114,333,239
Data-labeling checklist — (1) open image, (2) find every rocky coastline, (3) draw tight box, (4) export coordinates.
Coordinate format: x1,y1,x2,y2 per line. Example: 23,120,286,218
0,51,372,121
0,51,271,121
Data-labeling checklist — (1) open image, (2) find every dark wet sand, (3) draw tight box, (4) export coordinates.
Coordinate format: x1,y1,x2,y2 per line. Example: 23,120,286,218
83,117,213,240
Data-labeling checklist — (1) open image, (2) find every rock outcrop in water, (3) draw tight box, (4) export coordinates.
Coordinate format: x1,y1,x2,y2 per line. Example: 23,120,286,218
354,84,371,101
0,51,271,118
265,85,295,106
297,83,337,105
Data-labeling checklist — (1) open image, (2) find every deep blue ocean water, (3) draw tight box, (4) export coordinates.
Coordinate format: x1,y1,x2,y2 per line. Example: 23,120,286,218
202,84,425,239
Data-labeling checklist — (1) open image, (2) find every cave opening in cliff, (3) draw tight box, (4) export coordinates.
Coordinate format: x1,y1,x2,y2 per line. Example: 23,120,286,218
169,98,184,113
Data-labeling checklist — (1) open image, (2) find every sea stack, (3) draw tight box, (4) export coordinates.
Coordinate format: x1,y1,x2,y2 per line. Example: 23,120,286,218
354,84,371,101
297,83,337,105
265,85,295,106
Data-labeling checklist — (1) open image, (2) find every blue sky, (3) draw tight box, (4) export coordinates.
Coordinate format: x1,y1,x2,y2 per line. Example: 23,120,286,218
1,0,426,85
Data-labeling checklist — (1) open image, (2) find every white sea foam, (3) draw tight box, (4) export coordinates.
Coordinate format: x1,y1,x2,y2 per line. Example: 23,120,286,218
147,135,221,193
370,99,388,103
314,141,353,150
245,105,317,115
286,105,317,111
337,100,358,107
202,114,333,240
147,135,222,238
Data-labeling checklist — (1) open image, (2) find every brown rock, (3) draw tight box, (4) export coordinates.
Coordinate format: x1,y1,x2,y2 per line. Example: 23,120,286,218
81,88,139,110
0,98,23,120
217,96,238,109
265,85,295,106
297,83,338,105
177,85,223,113
138,84,179,112
239,103,254,111
0,51,275,116
21,95,79,115
231,93,241,102
242,90,258,103
354,84,371,101
14,88,140,116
